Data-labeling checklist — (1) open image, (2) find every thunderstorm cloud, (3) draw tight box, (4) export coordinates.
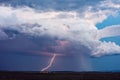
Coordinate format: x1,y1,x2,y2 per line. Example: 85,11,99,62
0,0,120,57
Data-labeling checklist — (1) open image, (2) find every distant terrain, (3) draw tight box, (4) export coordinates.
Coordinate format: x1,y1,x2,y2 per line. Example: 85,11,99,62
0,71,120,80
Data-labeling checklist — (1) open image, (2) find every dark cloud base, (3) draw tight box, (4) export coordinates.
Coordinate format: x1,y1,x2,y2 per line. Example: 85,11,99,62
0,33,91,56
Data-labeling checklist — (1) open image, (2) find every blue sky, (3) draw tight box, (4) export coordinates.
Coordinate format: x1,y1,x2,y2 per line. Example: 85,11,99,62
96,11,120,29
91,11,120,71
0,0,120,71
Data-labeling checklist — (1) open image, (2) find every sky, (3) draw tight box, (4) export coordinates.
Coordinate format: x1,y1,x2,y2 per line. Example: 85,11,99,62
0,0,120,71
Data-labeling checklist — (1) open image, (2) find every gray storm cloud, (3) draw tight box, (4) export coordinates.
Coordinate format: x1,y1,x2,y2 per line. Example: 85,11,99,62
0,30,8,40
0,0,120,57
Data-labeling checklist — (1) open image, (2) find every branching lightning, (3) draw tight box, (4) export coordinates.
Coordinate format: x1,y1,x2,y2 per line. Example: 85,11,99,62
41,54,57,71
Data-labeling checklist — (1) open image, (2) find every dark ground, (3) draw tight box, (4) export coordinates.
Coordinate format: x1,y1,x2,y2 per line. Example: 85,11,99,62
0,71,120,80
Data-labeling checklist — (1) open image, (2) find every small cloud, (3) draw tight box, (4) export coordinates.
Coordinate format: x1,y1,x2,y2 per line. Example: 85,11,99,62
0,30,8,40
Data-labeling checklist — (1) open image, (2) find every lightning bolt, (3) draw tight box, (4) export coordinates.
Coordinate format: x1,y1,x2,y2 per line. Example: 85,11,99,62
41,54,57,71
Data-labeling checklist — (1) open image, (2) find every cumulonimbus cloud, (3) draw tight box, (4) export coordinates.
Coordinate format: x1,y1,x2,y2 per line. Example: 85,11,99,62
0,0,120,57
